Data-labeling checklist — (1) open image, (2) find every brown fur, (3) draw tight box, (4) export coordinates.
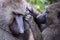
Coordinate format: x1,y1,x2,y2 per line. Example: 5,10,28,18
42,3,60,40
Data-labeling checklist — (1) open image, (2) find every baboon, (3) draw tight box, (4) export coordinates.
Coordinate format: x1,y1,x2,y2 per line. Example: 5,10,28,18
28,3,60,40
41,3,60,40
0,0,30,40
0,0,42,40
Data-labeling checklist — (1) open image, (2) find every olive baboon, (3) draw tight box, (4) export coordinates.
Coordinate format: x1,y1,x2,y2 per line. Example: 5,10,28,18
41,3,60,40
0,0,30,40
28,2,60,40
0,0,42,40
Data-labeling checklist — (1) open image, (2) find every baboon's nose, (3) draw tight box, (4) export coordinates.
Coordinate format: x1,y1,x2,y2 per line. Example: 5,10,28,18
15,15,24,34
37,12,46,23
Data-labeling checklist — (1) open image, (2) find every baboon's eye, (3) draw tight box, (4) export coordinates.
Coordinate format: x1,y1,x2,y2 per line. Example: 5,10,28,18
57,11,60,19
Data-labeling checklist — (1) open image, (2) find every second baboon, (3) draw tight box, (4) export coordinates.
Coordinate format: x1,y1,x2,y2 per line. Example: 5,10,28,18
27,8,47,32
42,3,60,40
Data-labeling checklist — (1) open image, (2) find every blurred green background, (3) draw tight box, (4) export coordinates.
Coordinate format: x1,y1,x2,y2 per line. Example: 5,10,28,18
27,0,60,12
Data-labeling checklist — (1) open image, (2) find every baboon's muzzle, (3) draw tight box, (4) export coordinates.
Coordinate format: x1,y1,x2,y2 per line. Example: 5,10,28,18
37,12,46,23
9,12,25,34
15,15,24,34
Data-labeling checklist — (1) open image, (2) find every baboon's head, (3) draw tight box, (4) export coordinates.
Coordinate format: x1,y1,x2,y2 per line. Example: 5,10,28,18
41,3,60,25
0,0,29,35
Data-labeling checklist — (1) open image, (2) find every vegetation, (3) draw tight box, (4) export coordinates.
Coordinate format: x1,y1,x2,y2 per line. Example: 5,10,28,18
27,0,60,12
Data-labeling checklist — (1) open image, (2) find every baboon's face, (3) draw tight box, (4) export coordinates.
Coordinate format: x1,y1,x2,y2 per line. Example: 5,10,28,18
42,3,60,25
0,0,27,34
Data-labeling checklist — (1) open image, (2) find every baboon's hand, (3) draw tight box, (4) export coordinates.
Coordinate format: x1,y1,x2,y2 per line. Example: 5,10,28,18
26,7,38,18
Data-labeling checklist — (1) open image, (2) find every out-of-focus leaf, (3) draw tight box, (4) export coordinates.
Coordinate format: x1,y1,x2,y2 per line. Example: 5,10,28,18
27,0,60,12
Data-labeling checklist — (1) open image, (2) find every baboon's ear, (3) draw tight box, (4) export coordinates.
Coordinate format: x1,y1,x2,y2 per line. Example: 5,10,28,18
57,11,60,19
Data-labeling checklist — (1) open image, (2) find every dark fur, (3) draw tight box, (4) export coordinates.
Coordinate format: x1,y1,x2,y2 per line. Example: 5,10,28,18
42,3,60,40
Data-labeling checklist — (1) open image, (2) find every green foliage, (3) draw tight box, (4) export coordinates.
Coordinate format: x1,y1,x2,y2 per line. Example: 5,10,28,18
28,0,49,12
28,0,60,12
